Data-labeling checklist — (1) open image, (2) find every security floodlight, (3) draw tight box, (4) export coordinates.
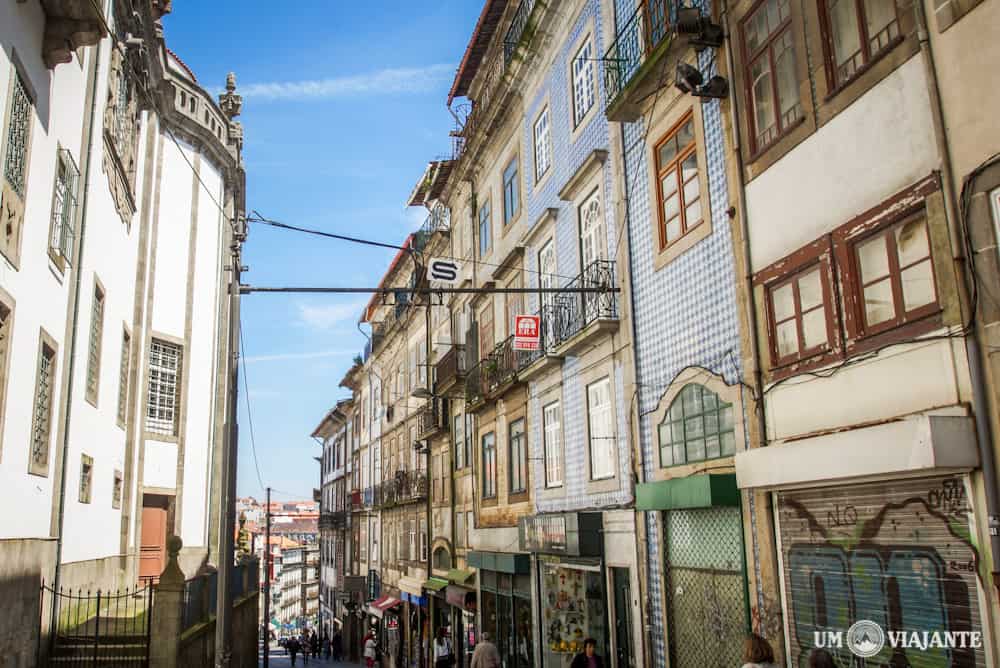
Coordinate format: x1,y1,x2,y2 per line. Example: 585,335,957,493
676,7,702,33
698,75,730,99
675,62,703,94
675,7,725,51
411,387,433,399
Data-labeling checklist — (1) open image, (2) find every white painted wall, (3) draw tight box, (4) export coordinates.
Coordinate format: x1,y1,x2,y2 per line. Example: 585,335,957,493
149,138,194,336
144,440,178,489
746,57,938,272
179,155,224,549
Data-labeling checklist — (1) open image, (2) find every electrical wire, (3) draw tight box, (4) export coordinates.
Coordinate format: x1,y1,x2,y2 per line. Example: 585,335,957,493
239,326,267,494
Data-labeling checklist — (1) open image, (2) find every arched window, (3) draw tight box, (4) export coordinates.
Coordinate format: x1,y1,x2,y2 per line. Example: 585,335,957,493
658,384,736,467
433,546,452,571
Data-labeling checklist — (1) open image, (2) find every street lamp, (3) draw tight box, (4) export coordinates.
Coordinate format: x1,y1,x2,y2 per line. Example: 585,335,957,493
410,387,433,400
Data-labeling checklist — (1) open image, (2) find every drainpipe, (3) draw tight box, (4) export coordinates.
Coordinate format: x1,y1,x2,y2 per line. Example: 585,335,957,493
616,122,651,668
51,25,106,628
913,0,1000,600
721,0,775,645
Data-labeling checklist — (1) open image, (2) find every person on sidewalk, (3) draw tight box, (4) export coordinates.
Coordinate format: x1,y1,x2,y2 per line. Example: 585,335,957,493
363,631,377,668
433,627,454,668
310,631,320,661
470,632,500,668
332,630,343,662
570,638,604,668
288,636,301,666
323,634,332,661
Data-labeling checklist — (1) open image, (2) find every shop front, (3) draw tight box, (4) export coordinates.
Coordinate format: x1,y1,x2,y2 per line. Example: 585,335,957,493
468,551,532,668
636,473,748,668
735,412,991,667
519,512,607,667
367,594,403,667
445,581,478,667
400,577,429,668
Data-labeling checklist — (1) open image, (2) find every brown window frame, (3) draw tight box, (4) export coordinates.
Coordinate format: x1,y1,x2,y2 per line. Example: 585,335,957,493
839,213,940,340
479,301,495,359
764,257,837,367
740,0,804,155
653,112,703,250
819,0,903,91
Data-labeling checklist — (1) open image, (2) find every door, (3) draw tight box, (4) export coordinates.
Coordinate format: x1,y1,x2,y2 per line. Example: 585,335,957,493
611,567,634,668
139,496,169,582
776,475,986,667
664,507,747,668
578,188,605,321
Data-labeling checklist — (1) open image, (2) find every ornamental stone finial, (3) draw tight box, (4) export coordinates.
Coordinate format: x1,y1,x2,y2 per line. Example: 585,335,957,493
219,72,242,120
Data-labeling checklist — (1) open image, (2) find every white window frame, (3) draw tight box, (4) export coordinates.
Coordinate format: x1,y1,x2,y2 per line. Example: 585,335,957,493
543,401,563,488
146,338,182,436
533,107,552,182
571,36,596,127
587,377,615,480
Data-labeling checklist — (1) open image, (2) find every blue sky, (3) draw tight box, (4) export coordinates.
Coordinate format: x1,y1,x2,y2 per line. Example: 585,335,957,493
161,2,482,500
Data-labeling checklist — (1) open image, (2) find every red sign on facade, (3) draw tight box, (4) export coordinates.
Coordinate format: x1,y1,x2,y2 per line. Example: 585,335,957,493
513,314,540,351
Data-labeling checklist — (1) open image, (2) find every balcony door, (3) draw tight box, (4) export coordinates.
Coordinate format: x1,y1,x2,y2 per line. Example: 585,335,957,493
578,188,605,320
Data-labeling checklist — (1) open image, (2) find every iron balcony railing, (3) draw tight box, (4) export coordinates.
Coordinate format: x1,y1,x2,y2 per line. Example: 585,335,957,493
465,333,540,406
417,397,448,440
436,345,467,390
546,259,619,345
603,0,672,103
375,470,428,508
320,510,347,530
453,0,539,162
503,0,537,63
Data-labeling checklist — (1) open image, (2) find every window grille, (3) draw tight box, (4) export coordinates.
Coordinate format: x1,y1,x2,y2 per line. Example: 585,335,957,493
3,72,32,198
147,339,182,435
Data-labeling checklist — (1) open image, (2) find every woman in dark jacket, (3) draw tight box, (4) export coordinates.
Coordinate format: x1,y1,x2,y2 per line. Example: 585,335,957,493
569,638,604,668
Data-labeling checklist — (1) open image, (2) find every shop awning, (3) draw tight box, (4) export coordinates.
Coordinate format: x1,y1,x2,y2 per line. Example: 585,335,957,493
446,585,477,610
423,577,449,592
636,473,739,510
467,550,530,574
445,568,475,584
398,576,424,596
367,595,401,619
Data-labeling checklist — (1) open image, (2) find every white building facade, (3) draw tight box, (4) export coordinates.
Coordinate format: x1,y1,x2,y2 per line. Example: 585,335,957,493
0,0,244,662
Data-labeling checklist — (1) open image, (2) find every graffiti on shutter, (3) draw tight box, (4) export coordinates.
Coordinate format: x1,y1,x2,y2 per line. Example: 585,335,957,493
664,507,747,668
777,475,985,667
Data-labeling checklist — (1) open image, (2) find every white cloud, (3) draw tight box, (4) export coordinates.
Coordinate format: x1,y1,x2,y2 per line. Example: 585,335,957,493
295,299,368,331
244,350,354,363
240,64,453,101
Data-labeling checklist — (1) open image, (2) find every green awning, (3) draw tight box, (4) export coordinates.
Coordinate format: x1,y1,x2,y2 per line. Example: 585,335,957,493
636,473,739,510
446,568,475,584
423,577,449,592
467,551,530,575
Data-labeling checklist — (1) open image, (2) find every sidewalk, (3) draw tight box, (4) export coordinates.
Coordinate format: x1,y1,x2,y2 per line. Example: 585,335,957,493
260,642,365,668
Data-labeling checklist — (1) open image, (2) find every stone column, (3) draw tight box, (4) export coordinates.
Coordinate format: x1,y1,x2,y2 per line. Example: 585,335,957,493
150,536,186,668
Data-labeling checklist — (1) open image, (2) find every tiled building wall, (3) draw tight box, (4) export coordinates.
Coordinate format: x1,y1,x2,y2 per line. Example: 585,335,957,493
518,0,633,513
610,1,748,663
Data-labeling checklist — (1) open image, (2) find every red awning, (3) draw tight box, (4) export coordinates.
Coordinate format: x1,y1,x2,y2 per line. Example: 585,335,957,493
373,595,401,611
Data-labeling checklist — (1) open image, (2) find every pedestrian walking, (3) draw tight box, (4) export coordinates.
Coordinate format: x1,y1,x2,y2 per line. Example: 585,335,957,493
311,631,320,660
569,638,604,668
433,627,455,668
302,633,311,664
323,634,332,661
470,632,500,668
363,631,377,668
741,633,778,668
288,636,301,666
332,630,343,662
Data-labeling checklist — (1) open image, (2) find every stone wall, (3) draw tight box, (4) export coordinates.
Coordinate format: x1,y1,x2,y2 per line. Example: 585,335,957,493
0,537,57,667
177,593,259,668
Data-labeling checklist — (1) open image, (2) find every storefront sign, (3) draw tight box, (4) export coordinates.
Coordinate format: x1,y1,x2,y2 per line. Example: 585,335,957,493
387,617,399,630
519,512,603,556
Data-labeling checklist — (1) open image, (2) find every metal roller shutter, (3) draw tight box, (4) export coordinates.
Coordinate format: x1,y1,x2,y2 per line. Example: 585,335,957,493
777,475,986,667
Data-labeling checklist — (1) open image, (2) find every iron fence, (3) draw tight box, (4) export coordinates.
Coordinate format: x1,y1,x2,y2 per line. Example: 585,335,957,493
41,581,153,667
181,558,259,632
503,0,537,63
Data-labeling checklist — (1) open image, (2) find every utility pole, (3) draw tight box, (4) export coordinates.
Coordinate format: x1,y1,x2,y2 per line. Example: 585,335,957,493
263,487,272,668
215,215,245,667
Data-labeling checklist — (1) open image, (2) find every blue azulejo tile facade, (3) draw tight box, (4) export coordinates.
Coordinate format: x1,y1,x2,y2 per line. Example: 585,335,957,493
516,0,633,514
610,2,748,665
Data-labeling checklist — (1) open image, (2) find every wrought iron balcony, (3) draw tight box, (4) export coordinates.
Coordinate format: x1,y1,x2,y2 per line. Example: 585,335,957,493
503,0,537,63
465,335,537,407
545,260,619,353
603,0,674,121
417,397,449,440
452,0,540,162
320,510,347,530
436,345,467,393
